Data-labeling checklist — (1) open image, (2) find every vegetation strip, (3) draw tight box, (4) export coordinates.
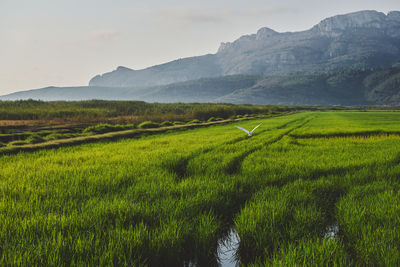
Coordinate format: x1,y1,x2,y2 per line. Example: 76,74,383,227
0,116,281,155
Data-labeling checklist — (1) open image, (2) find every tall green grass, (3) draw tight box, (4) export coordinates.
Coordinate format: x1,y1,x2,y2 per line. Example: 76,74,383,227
0,112,400,265
0,99,299,121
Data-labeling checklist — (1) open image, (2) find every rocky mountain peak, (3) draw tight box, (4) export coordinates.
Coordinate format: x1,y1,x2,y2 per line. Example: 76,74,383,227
256,27,279,40
116,66,134,72
388,11,400,21
217,28,279,53
217,34,256,53
313,10,390,36
217,42,230,53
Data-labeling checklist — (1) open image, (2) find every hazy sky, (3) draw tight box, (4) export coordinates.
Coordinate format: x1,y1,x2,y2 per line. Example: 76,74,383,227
1,0,400,94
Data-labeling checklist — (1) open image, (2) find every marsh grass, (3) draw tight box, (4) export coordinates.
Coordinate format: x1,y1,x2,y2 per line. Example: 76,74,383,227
0,111,400,265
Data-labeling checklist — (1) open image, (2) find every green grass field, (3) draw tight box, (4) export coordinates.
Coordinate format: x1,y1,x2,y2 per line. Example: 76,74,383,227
1,111,400,266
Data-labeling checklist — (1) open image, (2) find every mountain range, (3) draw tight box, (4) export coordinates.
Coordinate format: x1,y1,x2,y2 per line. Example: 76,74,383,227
2,10,400,105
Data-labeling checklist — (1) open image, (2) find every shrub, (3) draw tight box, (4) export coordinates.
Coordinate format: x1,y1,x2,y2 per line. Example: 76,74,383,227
187,119,201,124
26,134,45,144
138,121,160,129
208,117,223,122
160,121,174,127
173,121,185,125
44,133,75,141
83,123,135,134
8,140,27,146
83,123,114,134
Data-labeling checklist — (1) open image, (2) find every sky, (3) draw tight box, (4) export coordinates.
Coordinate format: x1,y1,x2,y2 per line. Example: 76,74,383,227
1,0,400,95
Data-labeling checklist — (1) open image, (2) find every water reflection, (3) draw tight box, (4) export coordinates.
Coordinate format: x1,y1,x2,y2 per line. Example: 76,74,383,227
183,228,240,267
217,229,240,267
324,222,339,239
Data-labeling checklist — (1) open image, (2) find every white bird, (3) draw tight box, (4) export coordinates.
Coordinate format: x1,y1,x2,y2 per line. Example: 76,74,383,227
235,123,262,137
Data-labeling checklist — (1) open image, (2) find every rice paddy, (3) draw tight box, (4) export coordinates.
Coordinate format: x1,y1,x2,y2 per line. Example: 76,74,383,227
1,111,400,266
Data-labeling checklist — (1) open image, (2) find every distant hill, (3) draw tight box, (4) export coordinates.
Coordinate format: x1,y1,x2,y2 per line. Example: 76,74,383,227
214,68,400,105
89,10,400,88
2,67,400,105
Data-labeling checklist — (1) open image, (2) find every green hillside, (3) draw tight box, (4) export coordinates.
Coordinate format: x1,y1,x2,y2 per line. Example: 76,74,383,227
217,67,400,105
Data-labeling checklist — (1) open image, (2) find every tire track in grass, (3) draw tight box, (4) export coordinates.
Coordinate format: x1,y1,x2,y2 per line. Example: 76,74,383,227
232,161,376,264
204,117,314,265
230,118,400,264
179,115,400,265
224,117,305,145
214,116,318,265
224,117,314,175
165,116,309,181
239,141,400,264
160,116,315,265
213,122,315,265
163,147,214,181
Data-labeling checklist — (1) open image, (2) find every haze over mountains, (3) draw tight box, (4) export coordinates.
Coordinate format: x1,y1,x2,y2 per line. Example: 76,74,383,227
2,10,400,105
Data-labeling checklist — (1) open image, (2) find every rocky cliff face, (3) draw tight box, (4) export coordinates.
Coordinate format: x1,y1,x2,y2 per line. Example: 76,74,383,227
89,10,400,88
216,10,400,76
313,10,388,37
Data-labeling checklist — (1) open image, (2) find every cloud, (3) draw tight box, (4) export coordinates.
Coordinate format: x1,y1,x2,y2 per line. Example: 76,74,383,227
160,9,226,24
125,7,228,26
63,29,119,48
243,6,297,18
89,30,119,42
123,5,297,28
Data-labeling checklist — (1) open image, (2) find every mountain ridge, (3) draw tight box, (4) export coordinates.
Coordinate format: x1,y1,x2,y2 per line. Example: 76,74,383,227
89,10,400,88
